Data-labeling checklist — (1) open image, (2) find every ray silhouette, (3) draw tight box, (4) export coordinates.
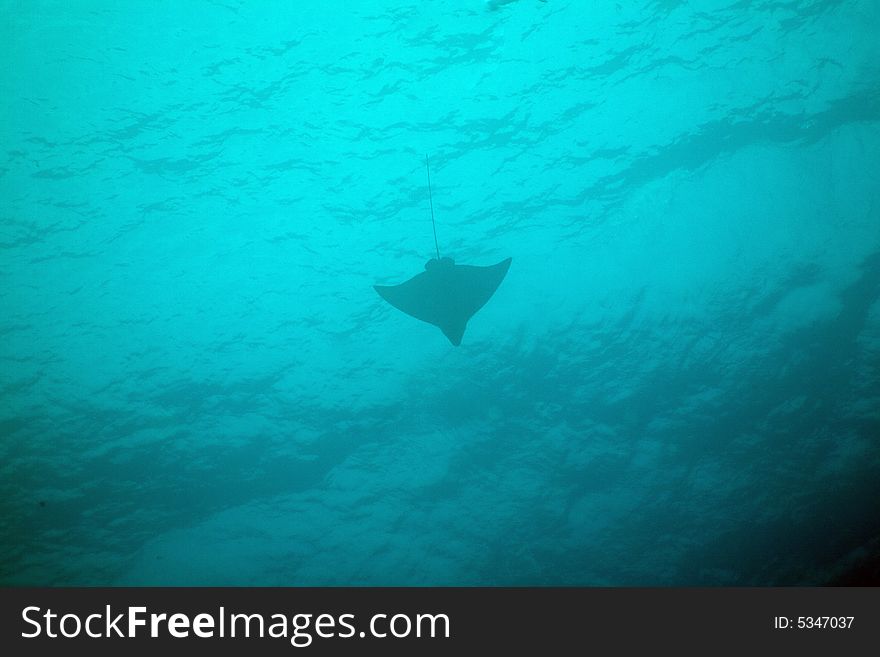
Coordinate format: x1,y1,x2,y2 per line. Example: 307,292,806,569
374,256,512,345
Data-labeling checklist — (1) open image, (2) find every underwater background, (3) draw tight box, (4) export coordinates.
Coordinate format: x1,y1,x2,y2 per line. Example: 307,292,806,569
2,0,879,586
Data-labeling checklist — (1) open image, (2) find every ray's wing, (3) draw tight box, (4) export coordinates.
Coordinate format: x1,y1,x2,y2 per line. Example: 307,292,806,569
449,257,512,319
373,271,441,326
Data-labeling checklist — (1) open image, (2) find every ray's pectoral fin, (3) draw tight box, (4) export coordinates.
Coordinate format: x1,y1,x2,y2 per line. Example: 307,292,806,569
374,257,511,345
455,257,512,318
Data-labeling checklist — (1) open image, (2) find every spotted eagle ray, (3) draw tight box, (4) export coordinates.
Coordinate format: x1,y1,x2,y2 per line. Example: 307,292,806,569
374,156,511,346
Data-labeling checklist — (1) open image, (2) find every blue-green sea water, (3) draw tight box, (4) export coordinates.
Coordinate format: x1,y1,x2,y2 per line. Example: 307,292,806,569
2,1,879,586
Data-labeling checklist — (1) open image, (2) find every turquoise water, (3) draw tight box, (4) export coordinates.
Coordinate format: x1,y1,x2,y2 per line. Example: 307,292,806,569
2,0,879,586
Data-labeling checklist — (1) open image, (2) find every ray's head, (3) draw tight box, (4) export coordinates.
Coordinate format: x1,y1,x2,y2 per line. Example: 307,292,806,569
425,256,455,271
